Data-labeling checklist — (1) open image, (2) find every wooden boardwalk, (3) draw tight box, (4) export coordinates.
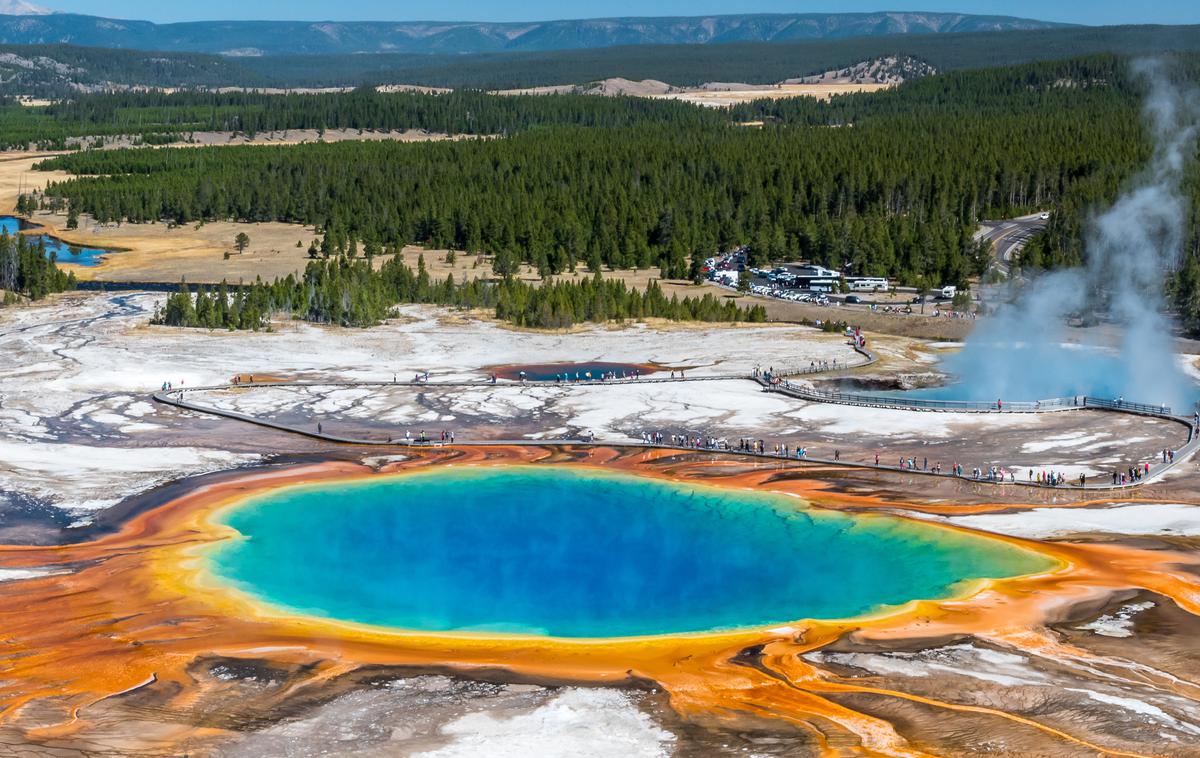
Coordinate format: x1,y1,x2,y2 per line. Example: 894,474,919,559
153,354,1198,492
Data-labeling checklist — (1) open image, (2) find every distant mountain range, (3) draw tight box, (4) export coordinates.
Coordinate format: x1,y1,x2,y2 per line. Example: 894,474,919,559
0,11,1073,57
0,1,49,15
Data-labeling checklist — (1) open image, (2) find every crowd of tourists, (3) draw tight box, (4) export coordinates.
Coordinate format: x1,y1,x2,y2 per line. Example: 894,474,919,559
547,368,649,383
630,427,1177,489
636,431,812,458
387,429,456,444
1113,462,1151,486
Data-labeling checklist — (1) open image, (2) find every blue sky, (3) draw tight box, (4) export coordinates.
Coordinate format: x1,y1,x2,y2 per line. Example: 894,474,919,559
37,1,1200,26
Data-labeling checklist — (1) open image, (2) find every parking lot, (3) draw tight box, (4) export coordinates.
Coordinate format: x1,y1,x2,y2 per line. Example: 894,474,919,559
703,250,961,314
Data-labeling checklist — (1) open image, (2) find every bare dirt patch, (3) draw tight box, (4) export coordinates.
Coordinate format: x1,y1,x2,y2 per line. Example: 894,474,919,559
654,82,891,107
494,77,893,106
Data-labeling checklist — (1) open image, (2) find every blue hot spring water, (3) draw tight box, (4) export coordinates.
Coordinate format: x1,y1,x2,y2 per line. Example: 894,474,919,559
0,216,115,267
873,345,1198,407
206,467,1054,638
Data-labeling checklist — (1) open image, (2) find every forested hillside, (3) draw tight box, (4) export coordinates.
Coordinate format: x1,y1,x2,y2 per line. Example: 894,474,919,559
4,24,1200,98
37,55,1180,289
152,257,766,330
0,44,267,98
0,89,722,150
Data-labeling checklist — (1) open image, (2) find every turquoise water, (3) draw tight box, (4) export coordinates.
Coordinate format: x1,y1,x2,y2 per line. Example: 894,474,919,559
884,346,1162,401
207,466,1055,638
494,362,657,381
0,216,115,267
872,345,1200,407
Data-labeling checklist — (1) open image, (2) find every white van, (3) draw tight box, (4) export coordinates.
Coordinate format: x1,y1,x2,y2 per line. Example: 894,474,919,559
940,286,957,299
850,278,888,292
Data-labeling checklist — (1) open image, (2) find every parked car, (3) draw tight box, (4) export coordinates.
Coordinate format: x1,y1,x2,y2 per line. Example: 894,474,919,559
845,295,862,304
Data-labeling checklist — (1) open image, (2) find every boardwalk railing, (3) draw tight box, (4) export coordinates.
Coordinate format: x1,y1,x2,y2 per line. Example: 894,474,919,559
150,339,1197,492
153,381,1197,491
1081,397,1173,416
769,343,877,378
767,383,1177,416
766,380,1086,413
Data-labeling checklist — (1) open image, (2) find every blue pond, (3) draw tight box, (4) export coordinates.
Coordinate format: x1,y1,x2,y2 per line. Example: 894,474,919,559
494,362,658,381
207,466,1054,638
0,216,115,267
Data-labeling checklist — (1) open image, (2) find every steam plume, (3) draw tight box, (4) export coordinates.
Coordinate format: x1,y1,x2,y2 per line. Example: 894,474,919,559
946,58,1200,411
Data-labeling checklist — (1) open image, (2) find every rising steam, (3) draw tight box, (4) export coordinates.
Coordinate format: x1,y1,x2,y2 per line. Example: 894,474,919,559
946,58,1200,411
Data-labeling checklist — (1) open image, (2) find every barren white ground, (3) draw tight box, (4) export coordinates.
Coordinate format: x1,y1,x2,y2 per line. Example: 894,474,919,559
0,292,862,521
0,291,1189,526
5,291,1200,754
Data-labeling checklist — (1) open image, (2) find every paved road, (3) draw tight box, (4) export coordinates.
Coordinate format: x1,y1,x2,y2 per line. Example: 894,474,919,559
976,213,1048,277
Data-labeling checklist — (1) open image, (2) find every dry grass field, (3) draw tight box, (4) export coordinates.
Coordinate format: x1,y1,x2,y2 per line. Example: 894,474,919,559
1,145,967,339
652,82,891,106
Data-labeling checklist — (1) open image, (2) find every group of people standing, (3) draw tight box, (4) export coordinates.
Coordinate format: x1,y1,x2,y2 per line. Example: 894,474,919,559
1113,463,1150,486
386,429,454,444
1030,469,1069,486
633,433,811,459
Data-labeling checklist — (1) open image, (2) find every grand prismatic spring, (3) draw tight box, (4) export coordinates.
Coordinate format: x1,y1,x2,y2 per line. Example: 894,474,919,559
204,466,1056,638
5,35,1200,756
5,444,1200,756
